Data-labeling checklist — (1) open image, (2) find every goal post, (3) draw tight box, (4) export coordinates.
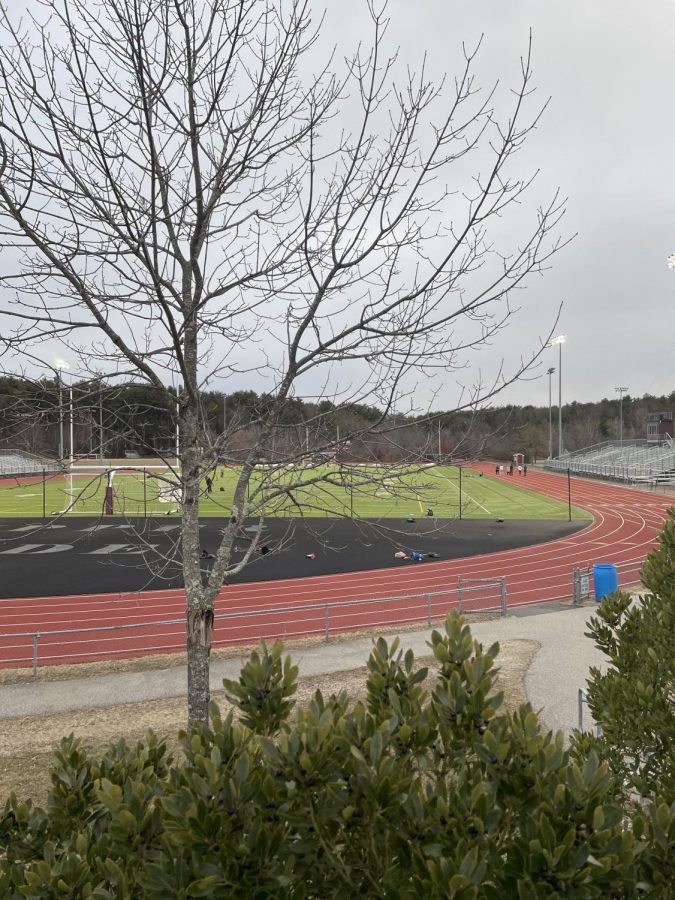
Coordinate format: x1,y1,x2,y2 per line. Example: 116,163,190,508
61,464,182,515
104,477,114,515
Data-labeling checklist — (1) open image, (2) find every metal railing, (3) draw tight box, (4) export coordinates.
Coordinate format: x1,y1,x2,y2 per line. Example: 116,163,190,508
0,556,648,674
0,449,57,462
458,576,507,615
0,455,60,477
546,440,675,484
572,566,593,605
0,578,508,673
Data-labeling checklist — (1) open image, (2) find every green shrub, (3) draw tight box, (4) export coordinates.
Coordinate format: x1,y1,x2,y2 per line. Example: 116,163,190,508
571,509,675,805
1,616,674,897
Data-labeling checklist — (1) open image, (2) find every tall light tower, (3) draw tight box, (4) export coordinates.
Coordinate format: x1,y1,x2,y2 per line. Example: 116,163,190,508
615,386,629,446
546,367,555,459
54,358,70,461
548,335,566,457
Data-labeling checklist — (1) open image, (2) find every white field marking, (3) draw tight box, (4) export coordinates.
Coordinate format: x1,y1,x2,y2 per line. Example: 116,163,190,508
436,470,491,514
15,493,41,497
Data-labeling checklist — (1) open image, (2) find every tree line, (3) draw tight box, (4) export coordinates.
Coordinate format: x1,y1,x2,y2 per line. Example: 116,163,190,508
1,376,672,463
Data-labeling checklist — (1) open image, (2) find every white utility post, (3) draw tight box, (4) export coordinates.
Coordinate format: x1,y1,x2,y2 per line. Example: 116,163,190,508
99,392,104,460
547,367,555,459
69,385,74,464
175,395,180,458
54,358,70,462
615,386,629,446
548,335,566,457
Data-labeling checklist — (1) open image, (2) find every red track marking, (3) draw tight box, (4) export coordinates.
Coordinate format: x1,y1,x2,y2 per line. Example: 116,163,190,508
0,469,672,668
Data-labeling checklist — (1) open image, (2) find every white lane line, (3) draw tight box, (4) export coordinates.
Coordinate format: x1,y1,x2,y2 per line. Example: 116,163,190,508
436,471,491,514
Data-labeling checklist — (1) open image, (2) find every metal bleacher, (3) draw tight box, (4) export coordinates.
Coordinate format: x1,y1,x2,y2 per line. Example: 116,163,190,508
545,438,675,485
0,449,60,476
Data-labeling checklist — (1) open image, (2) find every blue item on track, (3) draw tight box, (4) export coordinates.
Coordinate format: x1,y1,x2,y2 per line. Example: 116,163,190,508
593,562,618,601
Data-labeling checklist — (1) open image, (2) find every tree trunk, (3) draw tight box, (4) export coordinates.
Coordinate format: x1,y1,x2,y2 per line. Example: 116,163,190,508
186,606,214,729
181,323,213,730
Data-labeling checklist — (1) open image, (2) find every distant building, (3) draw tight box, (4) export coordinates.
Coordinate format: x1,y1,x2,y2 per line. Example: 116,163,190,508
647,411,674,442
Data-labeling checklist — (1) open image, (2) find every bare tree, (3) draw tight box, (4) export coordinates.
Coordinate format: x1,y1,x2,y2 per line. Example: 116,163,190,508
0,0,567,726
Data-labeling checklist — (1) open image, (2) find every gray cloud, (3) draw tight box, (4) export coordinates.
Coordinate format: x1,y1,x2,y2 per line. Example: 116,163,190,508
376,0,675,405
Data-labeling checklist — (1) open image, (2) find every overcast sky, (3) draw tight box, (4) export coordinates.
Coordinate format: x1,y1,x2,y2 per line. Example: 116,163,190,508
1,0,673,412
370,0,675,408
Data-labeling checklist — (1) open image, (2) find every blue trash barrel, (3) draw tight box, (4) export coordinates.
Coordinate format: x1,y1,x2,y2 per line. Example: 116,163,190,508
593,563,618,601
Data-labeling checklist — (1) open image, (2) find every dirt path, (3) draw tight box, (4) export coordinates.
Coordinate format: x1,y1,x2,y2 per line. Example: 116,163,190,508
0,638,536,806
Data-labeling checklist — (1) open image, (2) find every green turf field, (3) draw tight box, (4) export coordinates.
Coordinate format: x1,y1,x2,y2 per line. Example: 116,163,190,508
0,465,590,520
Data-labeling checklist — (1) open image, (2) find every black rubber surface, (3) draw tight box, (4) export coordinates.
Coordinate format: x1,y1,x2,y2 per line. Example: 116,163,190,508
0,517,587,599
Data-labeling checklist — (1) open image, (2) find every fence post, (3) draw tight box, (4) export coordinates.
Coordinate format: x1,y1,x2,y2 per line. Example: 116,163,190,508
324,604,330,640
457,577,463,613
32,633,39,676
500,578,507,616
425,593,432,626
572,568,579,606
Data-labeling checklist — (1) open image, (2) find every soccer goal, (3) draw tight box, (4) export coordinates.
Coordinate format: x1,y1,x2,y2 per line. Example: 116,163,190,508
60,465,182,515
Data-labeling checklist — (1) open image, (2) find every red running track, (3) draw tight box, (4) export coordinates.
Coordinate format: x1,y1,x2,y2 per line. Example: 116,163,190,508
0,469,672,669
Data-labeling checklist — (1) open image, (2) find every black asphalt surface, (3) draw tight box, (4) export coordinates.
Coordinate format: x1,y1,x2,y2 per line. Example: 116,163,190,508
0,517,587,599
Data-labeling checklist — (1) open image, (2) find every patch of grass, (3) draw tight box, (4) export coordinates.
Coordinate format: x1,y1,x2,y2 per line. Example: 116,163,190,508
0,465,590,520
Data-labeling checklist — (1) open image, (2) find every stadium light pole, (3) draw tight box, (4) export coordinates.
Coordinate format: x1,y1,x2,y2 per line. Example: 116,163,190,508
99,391,104,460
458,464,462,519
54,358,70,461
69,385,74,465
548,335,566,457
615,386,628,446
173,378,181,461
546,367,555,459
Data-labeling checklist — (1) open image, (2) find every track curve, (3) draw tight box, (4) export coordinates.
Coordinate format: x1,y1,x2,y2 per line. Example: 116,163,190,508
0,469,672,668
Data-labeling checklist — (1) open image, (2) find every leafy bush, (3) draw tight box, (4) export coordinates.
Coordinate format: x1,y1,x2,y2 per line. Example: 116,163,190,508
1,615,674,898
571,509,675,805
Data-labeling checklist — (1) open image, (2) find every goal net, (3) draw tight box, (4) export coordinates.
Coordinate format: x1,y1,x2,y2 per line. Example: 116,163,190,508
58,465,182,515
